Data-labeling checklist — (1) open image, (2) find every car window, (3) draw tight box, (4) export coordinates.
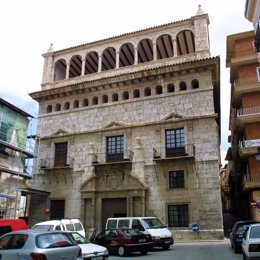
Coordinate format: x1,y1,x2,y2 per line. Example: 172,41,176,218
32,225,54,231
132,219,145,231
0,234,28,250
123,229,142,237
118,219,129,228
74,222,83,231
0,226,12,237
106,230,118,238
36,233,75,249
107,220,117,229
70,232,88,244
250,226,260,238
65,223,75,231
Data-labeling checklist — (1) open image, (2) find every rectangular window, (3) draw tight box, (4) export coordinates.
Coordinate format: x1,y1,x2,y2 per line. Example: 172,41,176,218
257,67,260,82
106,135,124,162
168,204,189,227
54,142,68,167
165,128,185,157
169,170,184,188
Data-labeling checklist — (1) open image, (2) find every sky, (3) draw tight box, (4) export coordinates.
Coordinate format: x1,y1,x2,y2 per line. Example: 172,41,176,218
0,0,253,166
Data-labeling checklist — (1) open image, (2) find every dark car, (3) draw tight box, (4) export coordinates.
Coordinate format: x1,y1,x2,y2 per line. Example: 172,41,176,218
230,220,259,253
93,228,153,256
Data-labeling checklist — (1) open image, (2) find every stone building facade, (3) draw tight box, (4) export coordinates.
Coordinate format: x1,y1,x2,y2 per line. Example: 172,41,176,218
30,6,223,240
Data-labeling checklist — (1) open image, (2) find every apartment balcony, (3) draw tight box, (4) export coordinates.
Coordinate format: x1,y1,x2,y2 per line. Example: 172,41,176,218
92,150,133,166
232,77,260,106
243,170,260,191
239,139,260,158
255,19,260,52
236,106,260,127
229,48,259,67
153,144,195,162
40,156,74,170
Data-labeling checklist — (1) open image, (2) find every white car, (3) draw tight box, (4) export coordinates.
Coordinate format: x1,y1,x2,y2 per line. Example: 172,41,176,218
68,231,109,259
241,223,260,260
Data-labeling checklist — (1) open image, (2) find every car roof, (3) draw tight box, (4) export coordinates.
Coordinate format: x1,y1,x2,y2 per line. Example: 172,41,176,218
249,223,260,227
2,229,69,236
235,221,259,225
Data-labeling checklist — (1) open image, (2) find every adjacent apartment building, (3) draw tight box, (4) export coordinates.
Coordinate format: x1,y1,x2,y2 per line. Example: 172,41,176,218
0,98,34,219
30,6,223,240
226,0,260,220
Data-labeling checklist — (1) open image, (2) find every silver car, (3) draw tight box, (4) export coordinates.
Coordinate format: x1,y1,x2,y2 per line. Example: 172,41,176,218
0,229,82,260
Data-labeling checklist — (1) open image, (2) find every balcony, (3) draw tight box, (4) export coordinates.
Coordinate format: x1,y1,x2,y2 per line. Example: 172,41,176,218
239,139,260,158
92,150,133,166
232,77,260,105
153,144,195,162
236,106,260,127
229,48,259,67
40,156,74,170
255,19,260,52
243,170,260,190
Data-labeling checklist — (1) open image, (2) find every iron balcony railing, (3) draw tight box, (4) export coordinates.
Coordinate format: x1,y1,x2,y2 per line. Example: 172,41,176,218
237,106,260,116
40,156,74,169
153,144,195,159
92,150,133,164
234,77,259,86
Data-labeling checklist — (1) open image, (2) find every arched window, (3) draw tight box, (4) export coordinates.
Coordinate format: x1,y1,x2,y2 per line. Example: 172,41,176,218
156,34,173,59
137,39,153,63
64,102,70,110
167,83,175,93
156,85,163,94
73,100,79,108
112,93,118,102
179,81,187,91
176,30,195,56
144,87,151,96
55,103,61,111
82,98,89,107
191,79,199,89
102,47,116,71
85,51,98,74
92,96,98,105
69,55,82,78
133,89,140,98
102,95,108,103
119,43,134,67
54,59,66,81
47,105,52,113
122,91,129,100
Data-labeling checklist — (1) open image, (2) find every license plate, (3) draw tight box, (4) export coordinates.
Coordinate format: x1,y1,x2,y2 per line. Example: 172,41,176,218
165,240,171,244
138,239,146,242
91,257,102,260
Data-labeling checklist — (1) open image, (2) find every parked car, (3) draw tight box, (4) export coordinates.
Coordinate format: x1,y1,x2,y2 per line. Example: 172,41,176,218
242,223,260,260
0,229,82,260
0,219,28,237
92,228,153,256
106,217,173,249
68,231,109,259
31,219,85,237
230,220,259,253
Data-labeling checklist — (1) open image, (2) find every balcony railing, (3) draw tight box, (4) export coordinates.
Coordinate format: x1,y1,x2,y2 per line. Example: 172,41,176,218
234,77,259,86
243,170,260,190
230,49,257,59
237,106,260,116
40,156,74,169
92,150,133,165
153,144,195,160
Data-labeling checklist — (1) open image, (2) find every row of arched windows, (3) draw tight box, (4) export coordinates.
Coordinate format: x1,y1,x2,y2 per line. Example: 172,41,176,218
53,30,195,82
46,79,199,113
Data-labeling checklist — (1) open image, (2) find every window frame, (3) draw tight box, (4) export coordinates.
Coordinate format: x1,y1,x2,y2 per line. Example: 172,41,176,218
168,204,189,227
169,170,185,188
106,135,124,162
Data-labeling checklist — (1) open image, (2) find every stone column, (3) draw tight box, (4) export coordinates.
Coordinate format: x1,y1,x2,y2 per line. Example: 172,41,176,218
134,46,138,65
65,61,69,79
153,41,157,61
116,51,120,68
81,58,85,76
173,39,177,57
98,54,102,72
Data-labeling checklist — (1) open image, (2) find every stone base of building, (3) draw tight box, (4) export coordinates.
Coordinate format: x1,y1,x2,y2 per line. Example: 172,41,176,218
172,229,224,241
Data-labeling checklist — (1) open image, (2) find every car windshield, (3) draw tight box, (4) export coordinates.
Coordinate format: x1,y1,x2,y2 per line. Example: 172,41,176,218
32,225,54,231
69,232,89,244
123,229,142,237
36,233,75,249
142,218,166,229
250,226,260,239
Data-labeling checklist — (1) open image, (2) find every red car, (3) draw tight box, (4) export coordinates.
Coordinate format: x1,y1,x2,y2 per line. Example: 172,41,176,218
93,228,153,256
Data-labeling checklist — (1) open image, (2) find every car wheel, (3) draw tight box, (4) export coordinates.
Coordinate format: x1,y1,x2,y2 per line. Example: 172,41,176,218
118,246,127,256
162,245,170,250
140,249,148,255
